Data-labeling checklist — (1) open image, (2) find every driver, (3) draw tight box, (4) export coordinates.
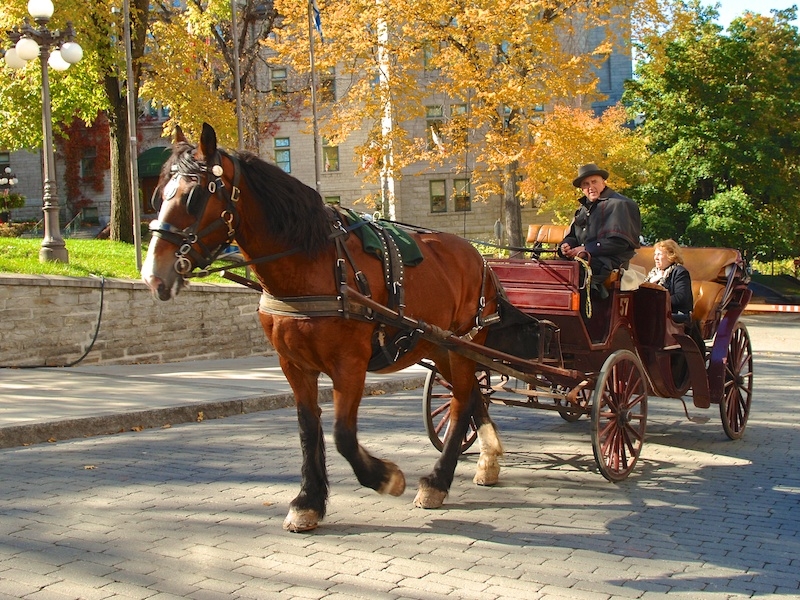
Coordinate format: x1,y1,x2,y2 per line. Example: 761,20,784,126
558,163,641,298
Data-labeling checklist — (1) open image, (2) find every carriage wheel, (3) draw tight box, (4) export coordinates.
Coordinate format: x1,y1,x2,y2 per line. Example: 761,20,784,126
719,323,753,440
554,386,590,422
423,368,491,453
591,350,648,482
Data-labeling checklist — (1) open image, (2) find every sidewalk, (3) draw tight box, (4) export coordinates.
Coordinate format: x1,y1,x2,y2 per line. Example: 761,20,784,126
1,313,796,450
0,354,429,449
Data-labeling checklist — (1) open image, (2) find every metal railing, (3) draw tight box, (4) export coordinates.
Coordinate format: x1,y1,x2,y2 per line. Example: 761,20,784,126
62,213,82,238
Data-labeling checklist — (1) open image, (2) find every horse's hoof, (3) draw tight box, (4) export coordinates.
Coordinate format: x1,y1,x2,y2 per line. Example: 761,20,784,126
473,464,500,486
282,508,320,532
413,487,447,509
379,466,406,496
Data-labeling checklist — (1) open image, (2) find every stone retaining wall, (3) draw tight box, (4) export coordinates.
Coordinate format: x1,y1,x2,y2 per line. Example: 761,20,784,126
0,274,272,367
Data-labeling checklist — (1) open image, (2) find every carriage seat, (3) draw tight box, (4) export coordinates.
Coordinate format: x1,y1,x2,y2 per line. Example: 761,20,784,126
526,224,570,249
691,280,725,339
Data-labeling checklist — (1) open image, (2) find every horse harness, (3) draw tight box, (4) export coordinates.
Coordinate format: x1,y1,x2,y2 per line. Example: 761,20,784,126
258,207,500,368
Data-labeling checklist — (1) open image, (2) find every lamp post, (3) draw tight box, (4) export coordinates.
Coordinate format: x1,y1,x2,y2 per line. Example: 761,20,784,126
3,0,83,263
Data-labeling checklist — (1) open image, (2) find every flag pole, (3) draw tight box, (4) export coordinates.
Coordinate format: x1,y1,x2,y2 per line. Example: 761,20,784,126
308,0,322,195
376,0,395,220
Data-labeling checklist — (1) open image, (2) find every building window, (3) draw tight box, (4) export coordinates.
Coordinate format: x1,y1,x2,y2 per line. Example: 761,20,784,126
324,196,341,205
81,148,97,181
274,137,291,173
430,180,446,213
451,104,468,146
144,101,169,120
454,179,471,212
422,42,439,71
323,139,339,172
426,105,444,152
270,67,288,104
318,67,336,103
0,151,10,172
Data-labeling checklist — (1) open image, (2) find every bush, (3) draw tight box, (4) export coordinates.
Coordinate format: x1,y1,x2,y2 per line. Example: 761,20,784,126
0,192,26,212
0,222,34,238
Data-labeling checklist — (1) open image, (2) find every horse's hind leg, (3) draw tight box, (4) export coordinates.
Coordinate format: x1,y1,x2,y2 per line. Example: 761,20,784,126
472,396,503,486
331,377,406,497
281,360,328,532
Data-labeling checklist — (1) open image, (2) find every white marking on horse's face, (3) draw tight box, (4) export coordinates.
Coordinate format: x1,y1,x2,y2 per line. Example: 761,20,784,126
141,237,184,301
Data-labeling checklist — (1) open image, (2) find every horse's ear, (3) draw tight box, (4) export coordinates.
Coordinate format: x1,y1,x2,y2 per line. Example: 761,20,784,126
198,123,217,161
173,125,186,144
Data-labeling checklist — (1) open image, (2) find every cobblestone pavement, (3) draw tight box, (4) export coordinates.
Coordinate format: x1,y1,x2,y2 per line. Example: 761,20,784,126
0,317,799,599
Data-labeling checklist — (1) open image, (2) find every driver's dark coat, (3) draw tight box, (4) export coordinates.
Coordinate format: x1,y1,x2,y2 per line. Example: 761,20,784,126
559,186,641,279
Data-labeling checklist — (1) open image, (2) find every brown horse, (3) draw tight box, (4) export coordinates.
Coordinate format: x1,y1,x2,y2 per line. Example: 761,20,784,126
141,123,504,531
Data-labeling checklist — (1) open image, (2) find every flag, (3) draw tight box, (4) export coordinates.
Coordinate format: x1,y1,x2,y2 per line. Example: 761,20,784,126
430,126,445,154
312,0,323,42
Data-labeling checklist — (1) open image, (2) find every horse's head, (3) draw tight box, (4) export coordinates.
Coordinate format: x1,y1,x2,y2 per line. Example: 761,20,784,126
142,123,241,300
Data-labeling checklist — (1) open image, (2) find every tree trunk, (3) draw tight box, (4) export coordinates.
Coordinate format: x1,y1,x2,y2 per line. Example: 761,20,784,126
104,82,134,244
502,160,523,255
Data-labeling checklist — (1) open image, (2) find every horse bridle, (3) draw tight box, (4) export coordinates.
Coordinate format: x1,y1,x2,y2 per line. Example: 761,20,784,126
149,150,242,276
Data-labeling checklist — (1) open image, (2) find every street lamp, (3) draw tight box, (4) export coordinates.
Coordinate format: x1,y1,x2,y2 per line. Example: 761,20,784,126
0,166,20,222
0,167,19,190
2,0,83,263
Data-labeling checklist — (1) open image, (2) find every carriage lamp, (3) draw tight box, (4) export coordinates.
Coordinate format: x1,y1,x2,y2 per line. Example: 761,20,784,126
2,0,83,263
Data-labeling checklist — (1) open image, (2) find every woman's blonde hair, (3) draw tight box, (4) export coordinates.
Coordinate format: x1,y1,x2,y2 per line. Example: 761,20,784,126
654,239,684,265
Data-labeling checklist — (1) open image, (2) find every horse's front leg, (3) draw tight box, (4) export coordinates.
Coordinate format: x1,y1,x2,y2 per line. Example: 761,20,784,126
280,359,328,533
331,374,406,497
414,356,492,508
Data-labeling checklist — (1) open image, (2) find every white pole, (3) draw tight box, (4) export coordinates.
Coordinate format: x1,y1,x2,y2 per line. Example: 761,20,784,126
376,0,395,220
308,0,322,194
124,0,142,271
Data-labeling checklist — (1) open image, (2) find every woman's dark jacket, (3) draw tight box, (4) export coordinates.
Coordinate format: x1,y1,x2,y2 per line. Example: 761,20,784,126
663,264,694,316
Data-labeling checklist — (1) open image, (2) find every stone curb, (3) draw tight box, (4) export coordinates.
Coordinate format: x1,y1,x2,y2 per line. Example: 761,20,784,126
0,376,426,449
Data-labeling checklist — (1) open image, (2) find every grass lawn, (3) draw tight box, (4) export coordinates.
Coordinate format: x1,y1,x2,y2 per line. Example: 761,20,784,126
0,238,244,284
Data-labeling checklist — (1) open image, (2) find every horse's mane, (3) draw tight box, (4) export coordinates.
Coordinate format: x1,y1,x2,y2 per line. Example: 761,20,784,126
233,150,331,255
166,143,331,256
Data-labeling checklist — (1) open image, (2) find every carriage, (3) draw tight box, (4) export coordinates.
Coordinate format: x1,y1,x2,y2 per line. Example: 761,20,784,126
421,225,754,481
142,123,753,530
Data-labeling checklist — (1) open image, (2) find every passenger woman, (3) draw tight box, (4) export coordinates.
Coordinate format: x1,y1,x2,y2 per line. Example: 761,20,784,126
647,239,693,322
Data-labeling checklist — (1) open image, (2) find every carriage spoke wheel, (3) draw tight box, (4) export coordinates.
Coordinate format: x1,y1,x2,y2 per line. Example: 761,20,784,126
591,350,648,482
423,368,490,453
720,323,753,440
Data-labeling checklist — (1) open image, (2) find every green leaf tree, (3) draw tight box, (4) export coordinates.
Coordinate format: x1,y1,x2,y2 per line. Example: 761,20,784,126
0,0,148,244
625,2,800,258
